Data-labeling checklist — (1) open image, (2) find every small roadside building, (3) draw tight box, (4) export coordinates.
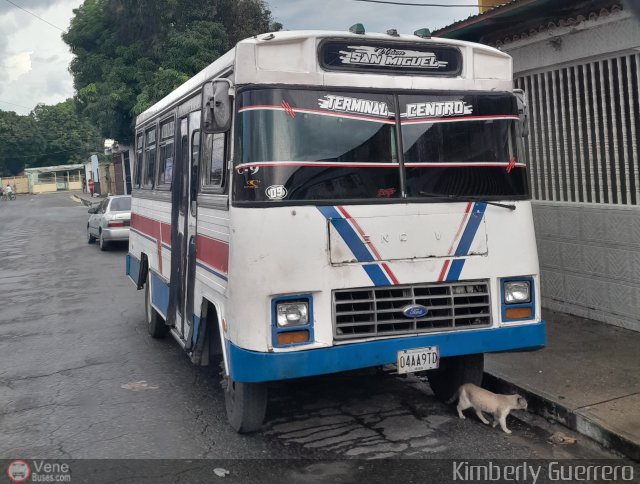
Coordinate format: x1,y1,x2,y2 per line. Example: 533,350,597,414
23,164,84,194
106,142,133,196
435,0,640,331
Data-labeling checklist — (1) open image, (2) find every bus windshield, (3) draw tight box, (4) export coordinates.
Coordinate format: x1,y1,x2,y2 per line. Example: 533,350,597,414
234,88,400,202
233,88,529,203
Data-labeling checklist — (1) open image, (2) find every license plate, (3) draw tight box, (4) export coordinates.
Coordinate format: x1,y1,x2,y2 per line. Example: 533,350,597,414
397,346,439,374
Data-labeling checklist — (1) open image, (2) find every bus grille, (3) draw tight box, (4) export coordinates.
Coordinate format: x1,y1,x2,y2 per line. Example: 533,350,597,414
333,281,491,340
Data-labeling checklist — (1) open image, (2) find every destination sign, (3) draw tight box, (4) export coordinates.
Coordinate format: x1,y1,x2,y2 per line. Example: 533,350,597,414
320,41,462,75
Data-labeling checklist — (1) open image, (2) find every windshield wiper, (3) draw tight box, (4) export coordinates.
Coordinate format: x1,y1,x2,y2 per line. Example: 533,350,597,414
419,192,516,211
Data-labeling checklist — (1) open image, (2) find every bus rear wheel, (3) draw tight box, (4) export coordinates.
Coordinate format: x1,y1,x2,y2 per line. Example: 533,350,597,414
145,276,168,339
224,375,267,433
426,353,484,402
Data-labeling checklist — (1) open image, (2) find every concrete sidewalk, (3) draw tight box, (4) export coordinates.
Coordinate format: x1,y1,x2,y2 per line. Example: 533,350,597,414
70,191,101,206
485,309,640,460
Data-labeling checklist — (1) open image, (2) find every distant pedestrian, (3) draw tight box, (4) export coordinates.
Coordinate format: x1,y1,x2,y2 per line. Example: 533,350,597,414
3,183,13,201
82,178,86,193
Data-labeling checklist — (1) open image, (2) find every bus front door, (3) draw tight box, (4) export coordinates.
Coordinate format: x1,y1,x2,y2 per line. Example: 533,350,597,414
172,111,200,343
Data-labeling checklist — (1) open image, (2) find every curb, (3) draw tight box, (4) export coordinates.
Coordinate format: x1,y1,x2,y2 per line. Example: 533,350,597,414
71,194,94,207
483,372,640,461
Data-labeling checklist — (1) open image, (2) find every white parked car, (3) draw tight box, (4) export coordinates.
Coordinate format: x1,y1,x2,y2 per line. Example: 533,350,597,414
87,195,131,250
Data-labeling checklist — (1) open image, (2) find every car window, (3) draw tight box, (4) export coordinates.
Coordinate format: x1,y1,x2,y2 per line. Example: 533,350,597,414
99,200,108,213
110,197,131,212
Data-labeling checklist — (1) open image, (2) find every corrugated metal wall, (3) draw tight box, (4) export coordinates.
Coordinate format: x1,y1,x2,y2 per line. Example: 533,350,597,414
516,53,640,206
516,52,640,332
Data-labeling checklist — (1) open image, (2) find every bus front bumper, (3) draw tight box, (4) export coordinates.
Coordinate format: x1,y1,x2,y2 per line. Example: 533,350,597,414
226,322,545,383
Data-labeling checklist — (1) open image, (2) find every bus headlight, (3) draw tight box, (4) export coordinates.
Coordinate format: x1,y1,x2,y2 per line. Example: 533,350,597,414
276,301,309,327
504,281,531,304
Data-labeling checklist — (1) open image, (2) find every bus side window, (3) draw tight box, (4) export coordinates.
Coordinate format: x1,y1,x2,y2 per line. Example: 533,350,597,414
158,117,175,188
134,133,144,189
202,132,227,190
144,126,157,189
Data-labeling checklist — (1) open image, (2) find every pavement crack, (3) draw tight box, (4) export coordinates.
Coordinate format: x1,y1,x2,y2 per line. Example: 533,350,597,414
65,433,129,454
574,391,640,410
0,402,81,417
0,360,112,385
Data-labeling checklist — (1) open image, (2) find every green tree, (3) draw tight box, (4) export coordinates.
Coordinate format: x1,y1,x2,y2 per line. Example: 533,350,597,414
31,100,103,167
0,111,43,175
63,0,280,144
0,101,102,176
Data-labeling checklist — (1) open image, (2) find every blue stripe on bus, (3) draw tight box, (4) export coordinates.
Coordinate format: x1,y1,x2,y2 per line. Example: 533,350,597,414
445,259,466,282
226,322,546,383
150,271,169,318
317,206,391,286
196,261,229,282
130,227,156,245
125,253,141,286
362,264,392,286
446,202,488,281
454,202,487,257
319,203,487,285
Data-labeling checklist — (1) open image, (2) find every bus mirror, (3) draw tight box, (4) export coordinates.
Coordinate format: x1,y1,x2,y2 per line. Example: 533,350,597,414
203,79,232,134
513,89,529,138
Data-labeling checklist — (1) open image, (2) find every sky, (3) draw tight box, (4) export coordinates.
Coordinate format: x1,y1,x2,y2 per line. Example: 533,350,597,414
0,0,478,115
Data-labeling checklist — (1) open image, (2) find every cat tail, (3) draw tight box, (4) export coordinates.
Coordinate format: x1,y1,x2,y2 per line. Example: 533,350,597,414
445,387,461,405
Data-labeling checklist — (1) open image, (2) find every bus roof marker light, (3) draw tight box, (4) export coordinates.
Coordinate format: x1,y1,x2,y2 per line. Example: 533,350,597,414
414,28,431,39
349,23,366,35
387,29,400,37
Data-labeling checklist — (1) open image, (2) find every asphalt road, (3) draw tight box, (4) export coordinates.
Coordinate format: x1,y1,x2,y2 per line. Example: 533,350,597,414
0,193,625,478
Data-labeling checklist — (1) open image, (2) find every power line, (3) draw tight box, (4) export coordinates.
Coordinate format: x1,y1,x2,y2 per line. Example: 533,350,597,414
0,99,32,110
353,0,487,6
3,0,65,32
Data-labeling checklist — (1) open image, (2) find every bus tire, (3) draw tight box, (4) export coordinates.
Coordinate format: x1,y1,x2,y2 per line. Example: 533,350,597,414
224,376,267,433
426,353,484,402
145,276,168,339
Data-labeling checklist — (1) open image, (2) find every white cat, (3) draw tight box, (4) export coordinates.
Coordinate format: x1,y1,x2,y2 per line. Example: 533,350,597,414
447,383,528,434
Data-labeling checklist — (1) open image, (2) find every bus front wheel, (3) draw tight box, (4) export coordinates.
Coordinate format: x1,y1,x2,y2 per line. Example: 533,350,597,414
426,353,484,402
224,376,267,433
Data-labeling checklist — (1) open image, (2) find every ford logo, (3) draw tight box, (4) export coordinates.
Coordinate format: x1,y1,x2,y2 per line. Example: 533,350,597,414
402,304,428,318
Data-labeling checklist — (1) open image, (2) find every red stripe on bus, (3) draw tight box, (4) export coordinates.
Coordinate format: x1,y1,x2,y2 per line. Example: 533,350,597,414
236,161,399,171
337,205,400,285
161,223,171,245
447,203,473,255
336,206,383,260
238,105,395,124
381,263,400,285
131,213,161,240
404,162,526,169
196,235,229,275
438,259,451,282
437,202,473,282
401,114,519,124
131,213,229,276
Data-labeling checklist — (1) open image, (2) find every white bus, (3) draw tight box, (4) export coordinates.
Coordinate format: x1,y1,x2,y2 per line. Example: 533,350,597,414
126,27,545,433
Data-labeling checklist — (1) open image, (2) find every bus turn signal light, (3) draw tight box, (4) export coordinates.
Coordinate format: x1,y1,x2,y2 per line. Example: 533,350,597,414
505,307,532,320
277,331,309,345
